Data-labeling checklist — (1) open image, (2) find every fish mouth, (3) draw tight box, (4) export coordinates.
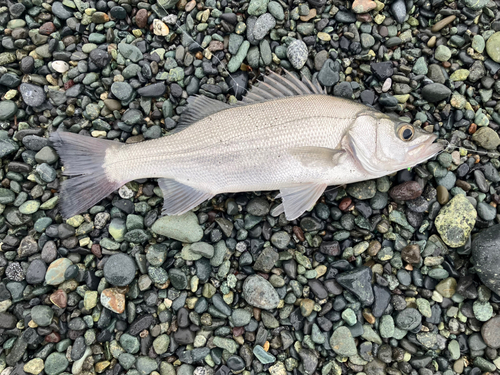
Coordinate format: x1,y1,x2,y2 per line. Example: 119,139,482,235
408,134,443,162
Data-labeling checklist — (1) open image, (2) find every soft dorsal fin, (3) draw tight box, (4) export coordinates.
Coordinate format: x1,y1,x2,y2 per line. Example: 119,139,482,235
173,95,231,133
238,69,326,105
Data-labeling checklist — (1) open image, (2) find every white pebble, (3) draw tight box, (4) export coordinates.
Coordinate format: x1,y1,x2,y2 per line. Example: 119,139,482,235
382,78,392,92
51,60,70,73
118,185,134,199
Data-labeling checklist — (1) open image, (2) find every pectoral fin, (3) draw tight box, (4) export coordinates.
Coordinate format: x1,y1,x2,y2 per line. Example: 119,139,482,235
279,183,327,220
288,146,346,168
158,178,213,215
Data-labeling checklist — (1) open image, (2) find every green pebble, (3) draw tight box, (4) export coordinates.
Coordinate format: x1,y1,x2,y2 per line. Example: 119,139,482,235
253,345,276,364
44,353,68,375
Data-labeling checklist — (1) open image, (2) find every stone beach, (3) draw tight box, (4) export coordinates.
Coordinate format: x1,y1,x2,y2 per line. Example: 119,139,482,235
3,0,500,375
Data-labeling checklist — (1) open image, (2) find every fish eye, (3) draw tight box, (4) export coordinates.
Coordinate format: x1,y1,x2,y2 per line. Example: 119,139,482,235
397,124,414,142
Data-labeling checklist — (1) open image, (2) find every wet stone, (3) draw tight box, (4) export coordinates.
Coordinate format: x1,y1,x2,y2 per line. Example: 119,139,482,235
330,326,357,356
435,194,477,248
103,254,136,286
242,275,280,310
20,83,46,107
395,308,422,331
472,224,500,295
253,247,278,272
336,266,374,306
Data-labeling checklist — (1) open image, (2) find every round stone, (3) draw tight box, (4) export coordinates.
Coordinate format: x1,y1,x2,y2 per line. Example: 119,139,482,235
330,326,357,356
103,254,136,286
111,82,134,101
26,259,47,285
151,212,203,243
435,45,451,61
487,32,500,62
482,316,500,348
31,305,54,326
20,83,46,107
472,127,500,150
395,308,422,331
45,352,68,375
0,100,18,120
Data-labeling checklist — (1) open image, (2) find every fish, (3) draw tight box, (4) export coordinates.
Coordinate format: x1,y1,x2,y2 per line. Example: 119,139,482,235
50,70,443,221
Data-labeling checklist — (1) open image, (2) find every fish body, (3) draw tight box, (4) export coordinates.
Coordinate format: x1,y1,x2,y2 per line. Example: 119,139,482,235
51,71,442,220
111,95,367,189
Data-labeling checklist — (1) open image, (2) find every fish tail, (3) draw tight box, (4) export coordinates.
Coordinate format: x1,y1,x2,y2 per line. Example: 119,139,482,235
50,132,125,219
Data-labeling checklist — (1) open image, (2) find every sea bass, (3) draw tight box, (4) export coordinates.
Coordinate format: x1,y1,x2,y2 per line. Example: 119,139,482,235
50,70,442,220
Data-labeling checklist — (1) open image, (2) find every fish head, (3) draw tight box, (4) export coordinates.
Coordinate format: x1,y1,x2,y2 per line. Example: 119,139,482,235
346,111,443,176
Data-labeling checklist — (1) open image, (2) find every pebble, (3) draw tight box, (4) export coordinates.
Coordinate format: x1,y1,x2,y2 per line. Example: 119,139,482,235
100,288,125,314
472,224,500,295
421,83,451,102
336,266,374,306
45,353,68,375
472,127,500,150
45,258,73,285
151,212,203,243
19,84,46,107
435,194,477,247
242,275,280,310
31,305,54,326
103,254,136,286
486,32,500,62
330,326,357,356
287,40,308,70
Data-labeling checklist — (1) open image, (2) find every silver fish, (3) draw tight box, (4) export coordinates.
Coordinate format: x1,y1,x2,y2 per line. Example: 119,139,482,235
50,70,442,220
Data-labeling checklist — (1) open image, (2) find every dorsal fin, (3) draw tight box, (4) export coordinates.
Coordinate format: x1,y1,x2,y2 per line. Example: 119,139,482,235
238,69,326,105
172,69,326,133
172,95,231,133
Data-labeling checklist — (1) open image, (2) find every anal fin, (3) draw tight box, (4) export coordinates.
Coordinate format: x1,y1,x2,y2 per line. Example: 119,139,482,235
158,178,213,215
280,183,327,221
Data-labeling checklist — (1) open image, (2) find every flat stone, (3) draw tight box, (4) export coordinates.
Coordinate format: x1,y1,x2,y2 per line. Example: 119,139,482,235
20,83,46,107
45,352,68,375
472,224,500,295
253,247,278,272
330,326,357,357
31,305,54,326
45,258,73,285
395,308,422,331
103,254,136,286
0,100,18,120
242,275,280,310
151,212,203,243
482,316,500,348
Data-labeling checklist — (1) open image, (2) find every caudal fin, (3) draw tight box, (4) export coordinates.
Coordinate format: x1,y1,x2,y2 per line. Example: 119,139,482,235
50,132,125,219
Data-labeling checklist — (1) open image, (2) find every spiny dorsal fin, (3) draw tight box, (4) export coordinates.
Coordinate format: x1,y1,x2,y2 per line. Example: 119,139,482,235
173,95,231,133
173,69,325,133
238,69,326,105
